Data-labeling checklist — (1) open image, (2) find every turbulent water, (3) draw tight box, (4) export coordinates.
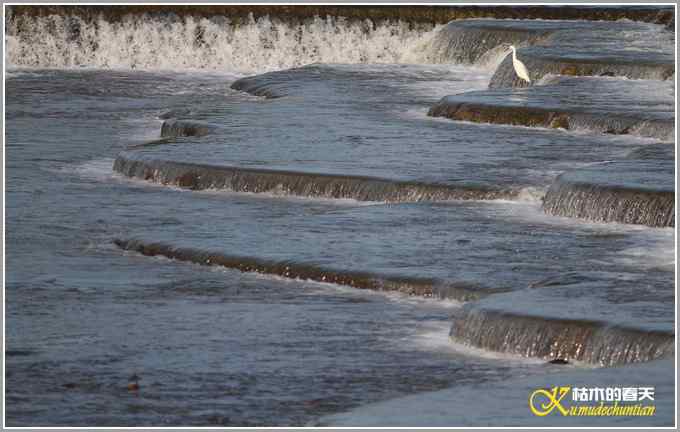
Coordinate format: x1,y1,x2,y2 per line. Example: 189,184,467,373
4,6,676,427
5,14,440,72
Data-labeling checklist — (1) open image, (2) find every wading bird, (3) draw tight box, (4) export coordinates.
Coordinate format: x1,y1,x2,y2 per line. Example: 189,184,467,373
508,45,531,84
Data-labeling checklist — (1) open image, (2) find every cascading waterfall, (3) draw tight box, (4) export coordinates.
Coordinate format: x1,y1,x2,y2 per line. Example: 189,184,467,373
7,10,673,81
5,13,443,72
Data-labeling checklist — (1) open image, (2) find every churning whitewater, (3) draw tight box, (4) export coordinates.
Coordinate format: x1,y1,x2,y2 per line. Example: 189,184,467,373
6,14,443,72
5,4,675,427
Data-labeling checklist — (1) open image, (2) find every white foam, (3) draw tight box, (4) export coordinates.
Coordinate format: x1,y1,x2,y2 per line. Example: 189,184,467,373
407,320,550,364
513,186,546,204
298,278,464,309
64,158,117,180
189,265,463,310
7,14,443,74
196,187,380,207
397,65,493,99
614,235,675,270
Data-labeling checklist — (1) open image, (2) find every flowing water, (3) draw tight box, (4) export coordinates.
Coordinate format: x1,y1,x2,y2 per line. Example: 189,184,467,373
4,7,676,426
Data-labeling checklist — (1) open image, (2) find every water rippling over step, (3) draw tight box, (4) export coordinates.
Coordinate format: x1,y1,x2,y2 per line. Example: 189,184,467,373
483,19,674,86
114,238,504,302
450,307,674,366
542,161,675,227
428,76,675,141
113,152,518,203
491,53,674,88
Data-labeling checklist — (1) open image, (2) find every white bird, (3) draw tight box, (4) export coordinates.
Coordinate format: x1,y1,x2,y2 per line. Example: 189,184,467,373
508,45,531,84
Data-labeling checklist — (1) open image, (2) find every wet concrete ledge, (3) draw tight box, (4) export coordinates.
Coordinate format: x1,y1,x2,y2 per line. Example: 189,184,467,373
428,99,568,128
231,74,288,99
450,307,674,366
542,161,675,228
115,238,504,302
229,66,324,99
428,99,674,141
490,54,674,88
160,119,216,138
8,5,674,26
113,152,518,203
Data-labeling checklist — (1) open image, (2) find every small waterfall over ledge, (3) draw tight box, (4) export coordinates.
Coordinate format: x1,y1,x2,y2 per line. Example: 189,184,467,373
428,100,675,141
542,161,675,228
450,308,674,366
5,13,438,72
113,152,518,202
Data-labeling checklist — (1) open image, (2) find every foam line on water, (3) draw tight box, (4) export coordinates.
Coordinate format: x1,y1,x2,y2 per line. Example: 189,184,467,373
410,320,549,365
251,273,465,310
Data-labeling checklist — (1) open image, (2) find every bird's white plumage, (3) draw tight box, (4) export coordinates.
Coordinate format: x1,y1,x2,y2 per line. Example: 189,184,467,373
509,45,531,83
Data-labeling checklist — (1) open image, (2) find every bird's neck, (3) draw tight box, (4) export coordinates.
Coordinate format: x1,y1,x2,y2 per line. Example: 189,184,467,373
511,49,517,60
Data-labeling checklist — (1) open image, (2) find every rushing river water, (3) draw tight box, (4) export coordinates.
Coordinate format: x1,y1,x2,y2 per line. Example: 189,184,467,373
4,6,675,427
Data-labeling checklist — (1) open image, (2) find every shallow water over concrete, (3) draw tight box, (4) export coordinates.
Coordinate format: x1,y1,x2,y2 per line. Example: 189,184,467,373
5,7,675,427
479,19,674,86
429,76,675,141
